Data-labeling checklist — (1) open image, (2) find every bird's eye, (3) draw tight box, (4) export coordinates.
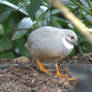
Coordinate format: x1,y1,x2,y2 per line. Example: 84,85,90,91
70,36,74,39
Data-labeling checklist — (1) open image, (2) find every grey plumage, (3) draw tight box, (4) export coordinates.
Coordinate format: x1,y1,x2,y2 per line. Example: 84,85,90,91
26,26,77,64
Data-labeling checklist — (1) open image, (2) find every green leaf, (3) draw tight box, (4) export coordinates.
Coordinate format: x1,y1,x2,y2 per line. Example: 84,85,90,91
60,0,74,5
27,0,43,20
0,52,15,59
12,30,27,40
51,16,62,28
0,0,28,15
12,17,34,40
18,46,30,57
35,6,48,19
0,9,11,23
80,0,89,7
0,36,12,53
17,17,34,29
14,39,30,57
0,24,5,35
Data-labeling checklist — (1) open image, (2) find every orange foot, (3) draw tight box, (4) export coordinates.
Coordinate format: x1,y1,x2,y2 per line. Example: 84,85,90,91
55,65,66,78
36,59,49,75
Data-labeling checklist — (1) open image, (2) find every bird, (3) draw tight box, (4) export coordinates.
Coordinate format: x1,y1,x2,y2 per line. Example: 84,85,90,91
25,26,78,77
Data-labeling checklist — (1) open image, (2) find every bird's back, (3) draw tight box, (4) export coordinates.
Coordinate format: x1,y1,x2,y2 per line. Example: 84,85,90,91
26,26,74,61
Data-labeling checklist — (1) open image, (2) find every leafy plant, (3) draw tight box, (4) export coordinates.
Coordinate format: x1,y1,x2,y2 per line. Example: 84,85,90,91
0,0,92,58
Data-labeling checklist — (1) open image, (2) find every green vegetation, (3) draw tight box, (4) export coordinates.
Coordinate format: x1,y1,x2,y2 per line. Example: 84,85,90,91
0,0,92,58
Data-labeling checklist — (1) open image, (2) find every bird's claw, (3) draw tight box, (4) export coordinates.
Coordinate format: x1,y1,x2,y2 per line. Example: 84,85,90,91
36,59,49,75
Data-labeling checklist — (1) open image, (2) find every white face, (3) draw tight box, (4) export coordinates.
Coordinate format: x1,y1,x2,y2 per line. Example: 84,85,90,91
66,36,77,45
66,31,77,45
62,37,74,50
62,31,77,49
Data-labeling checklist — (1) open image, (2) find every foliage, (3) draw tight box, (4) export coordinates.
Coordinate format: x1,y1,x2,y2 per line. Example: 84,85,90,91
0,0,92,58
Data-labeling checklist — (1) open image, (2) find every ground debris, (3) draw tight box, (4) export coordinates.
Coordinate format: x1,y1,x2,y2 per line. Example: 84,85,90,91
0,55,83,92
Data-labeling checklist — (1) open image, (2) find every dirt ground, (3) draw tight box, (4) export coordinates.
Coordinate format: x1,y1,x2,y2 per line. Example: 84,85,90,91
0,53,92,92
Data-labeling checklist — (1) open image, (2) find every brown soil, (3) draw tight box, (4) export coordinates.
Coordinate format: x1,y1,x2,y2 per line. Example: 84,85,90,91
0,53,92,92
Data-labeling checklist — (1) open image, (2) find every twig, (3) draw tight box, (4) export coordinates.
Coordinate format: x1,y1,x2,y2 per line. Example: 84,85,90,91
15,28,33,31
8,23,17,39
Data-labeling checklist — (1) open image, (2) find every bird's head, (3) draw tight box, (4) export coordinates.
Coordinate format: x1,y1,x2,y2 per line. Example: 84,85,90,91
65,30,78,46
62,30,78,50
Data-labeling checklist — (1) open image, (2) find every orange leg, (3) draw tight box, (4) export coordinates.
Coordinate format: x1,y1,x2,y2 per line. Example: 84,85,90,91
55,64,66,78
36,59,49,75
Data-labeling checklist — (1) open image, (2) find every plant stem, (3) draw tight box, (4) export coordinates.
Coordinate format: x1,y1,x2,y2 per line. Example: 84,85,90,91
72,0,92,16
86,0,92,8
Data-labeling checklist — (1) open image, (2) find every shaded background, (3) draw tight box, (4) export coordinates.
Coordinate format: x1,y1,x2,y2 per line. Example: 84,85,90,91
0,0,92,58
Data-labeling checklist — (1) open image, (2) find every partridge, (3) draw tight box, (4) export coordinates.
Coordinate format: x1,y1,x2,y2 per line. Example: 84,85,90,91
25,26,78,77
